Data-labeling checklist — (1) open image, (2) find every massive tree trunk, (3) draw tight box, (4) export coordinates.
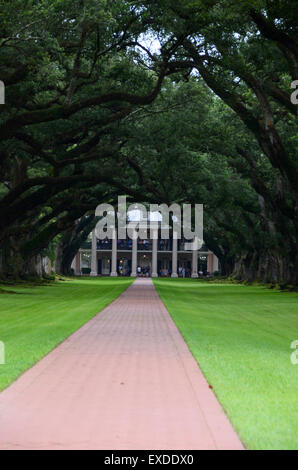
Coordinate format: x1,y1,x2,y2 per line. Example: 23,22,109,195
217,253,235,276
54,215,96,276
0,236,45,279
54,239,79,276
233,252,257,283
233,248,298,286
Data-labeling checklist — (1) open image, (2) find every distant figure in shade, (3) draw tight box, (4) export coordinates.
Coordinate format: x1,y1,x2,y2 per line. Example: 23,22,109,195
182,267,186,278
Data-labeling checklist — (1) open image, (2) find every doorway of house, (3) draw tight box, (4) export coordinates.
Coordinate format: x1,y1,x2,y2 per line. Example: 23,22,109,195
97,259,102,275
101,257,111,275
138,253,151,276
198,255,208,274
118,257,130,276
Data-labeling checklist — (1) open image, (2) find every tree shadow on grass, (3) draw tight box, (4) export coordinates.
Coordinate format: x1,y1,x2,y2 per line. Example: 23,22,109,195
0,287,29,295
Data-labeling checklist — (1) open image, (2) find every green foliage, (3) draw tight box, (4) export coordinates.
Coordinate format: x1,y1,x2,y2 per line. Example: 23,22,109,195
0,0,297,283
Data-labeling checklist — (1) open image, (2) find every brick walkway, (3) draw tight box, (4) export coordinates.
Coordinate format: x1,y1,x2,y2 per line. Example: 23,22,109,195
0,278,243,450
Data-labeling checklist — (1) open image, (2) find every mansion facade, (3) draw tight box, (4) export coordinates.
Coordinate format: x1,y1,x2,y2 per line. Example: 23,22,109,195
72,229,219,278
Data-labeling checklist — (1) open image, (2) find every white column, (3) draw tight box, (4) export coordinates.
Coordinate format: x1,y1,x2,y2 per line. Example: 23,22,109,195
90,230,97,276
213,254,219,273
110,228,118,277
74,252,81,276
151,227,158,277
208,251,214,274
131,235,137,277
191,237,198,278
171,233,178,278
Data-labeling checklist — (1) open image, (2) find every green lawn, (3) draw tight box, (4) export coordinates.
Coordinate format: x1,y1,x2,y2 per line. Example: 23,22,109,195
153,279,298,450
0,277,133,391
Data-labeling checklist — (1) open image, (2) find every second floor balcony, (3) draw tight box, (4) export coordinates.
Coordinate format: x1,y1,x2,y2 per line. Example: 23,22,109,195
81,238,208,252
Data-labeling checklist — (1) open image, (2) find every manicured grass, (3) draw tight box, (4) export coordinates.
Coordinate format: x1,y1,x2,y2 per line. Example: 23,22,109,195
0,277,133,391
153,279,298,450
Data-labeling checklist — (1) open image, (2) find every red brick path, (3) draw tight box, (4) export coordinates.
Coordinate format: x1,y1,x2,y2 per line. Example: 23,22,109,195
0,278,243,449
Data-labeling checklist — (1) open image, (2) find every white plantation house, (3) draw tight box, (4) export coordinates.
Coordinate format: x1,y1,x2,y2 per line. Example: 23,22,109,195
73,233,218,278
72,226,218,279
72,208,218,278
